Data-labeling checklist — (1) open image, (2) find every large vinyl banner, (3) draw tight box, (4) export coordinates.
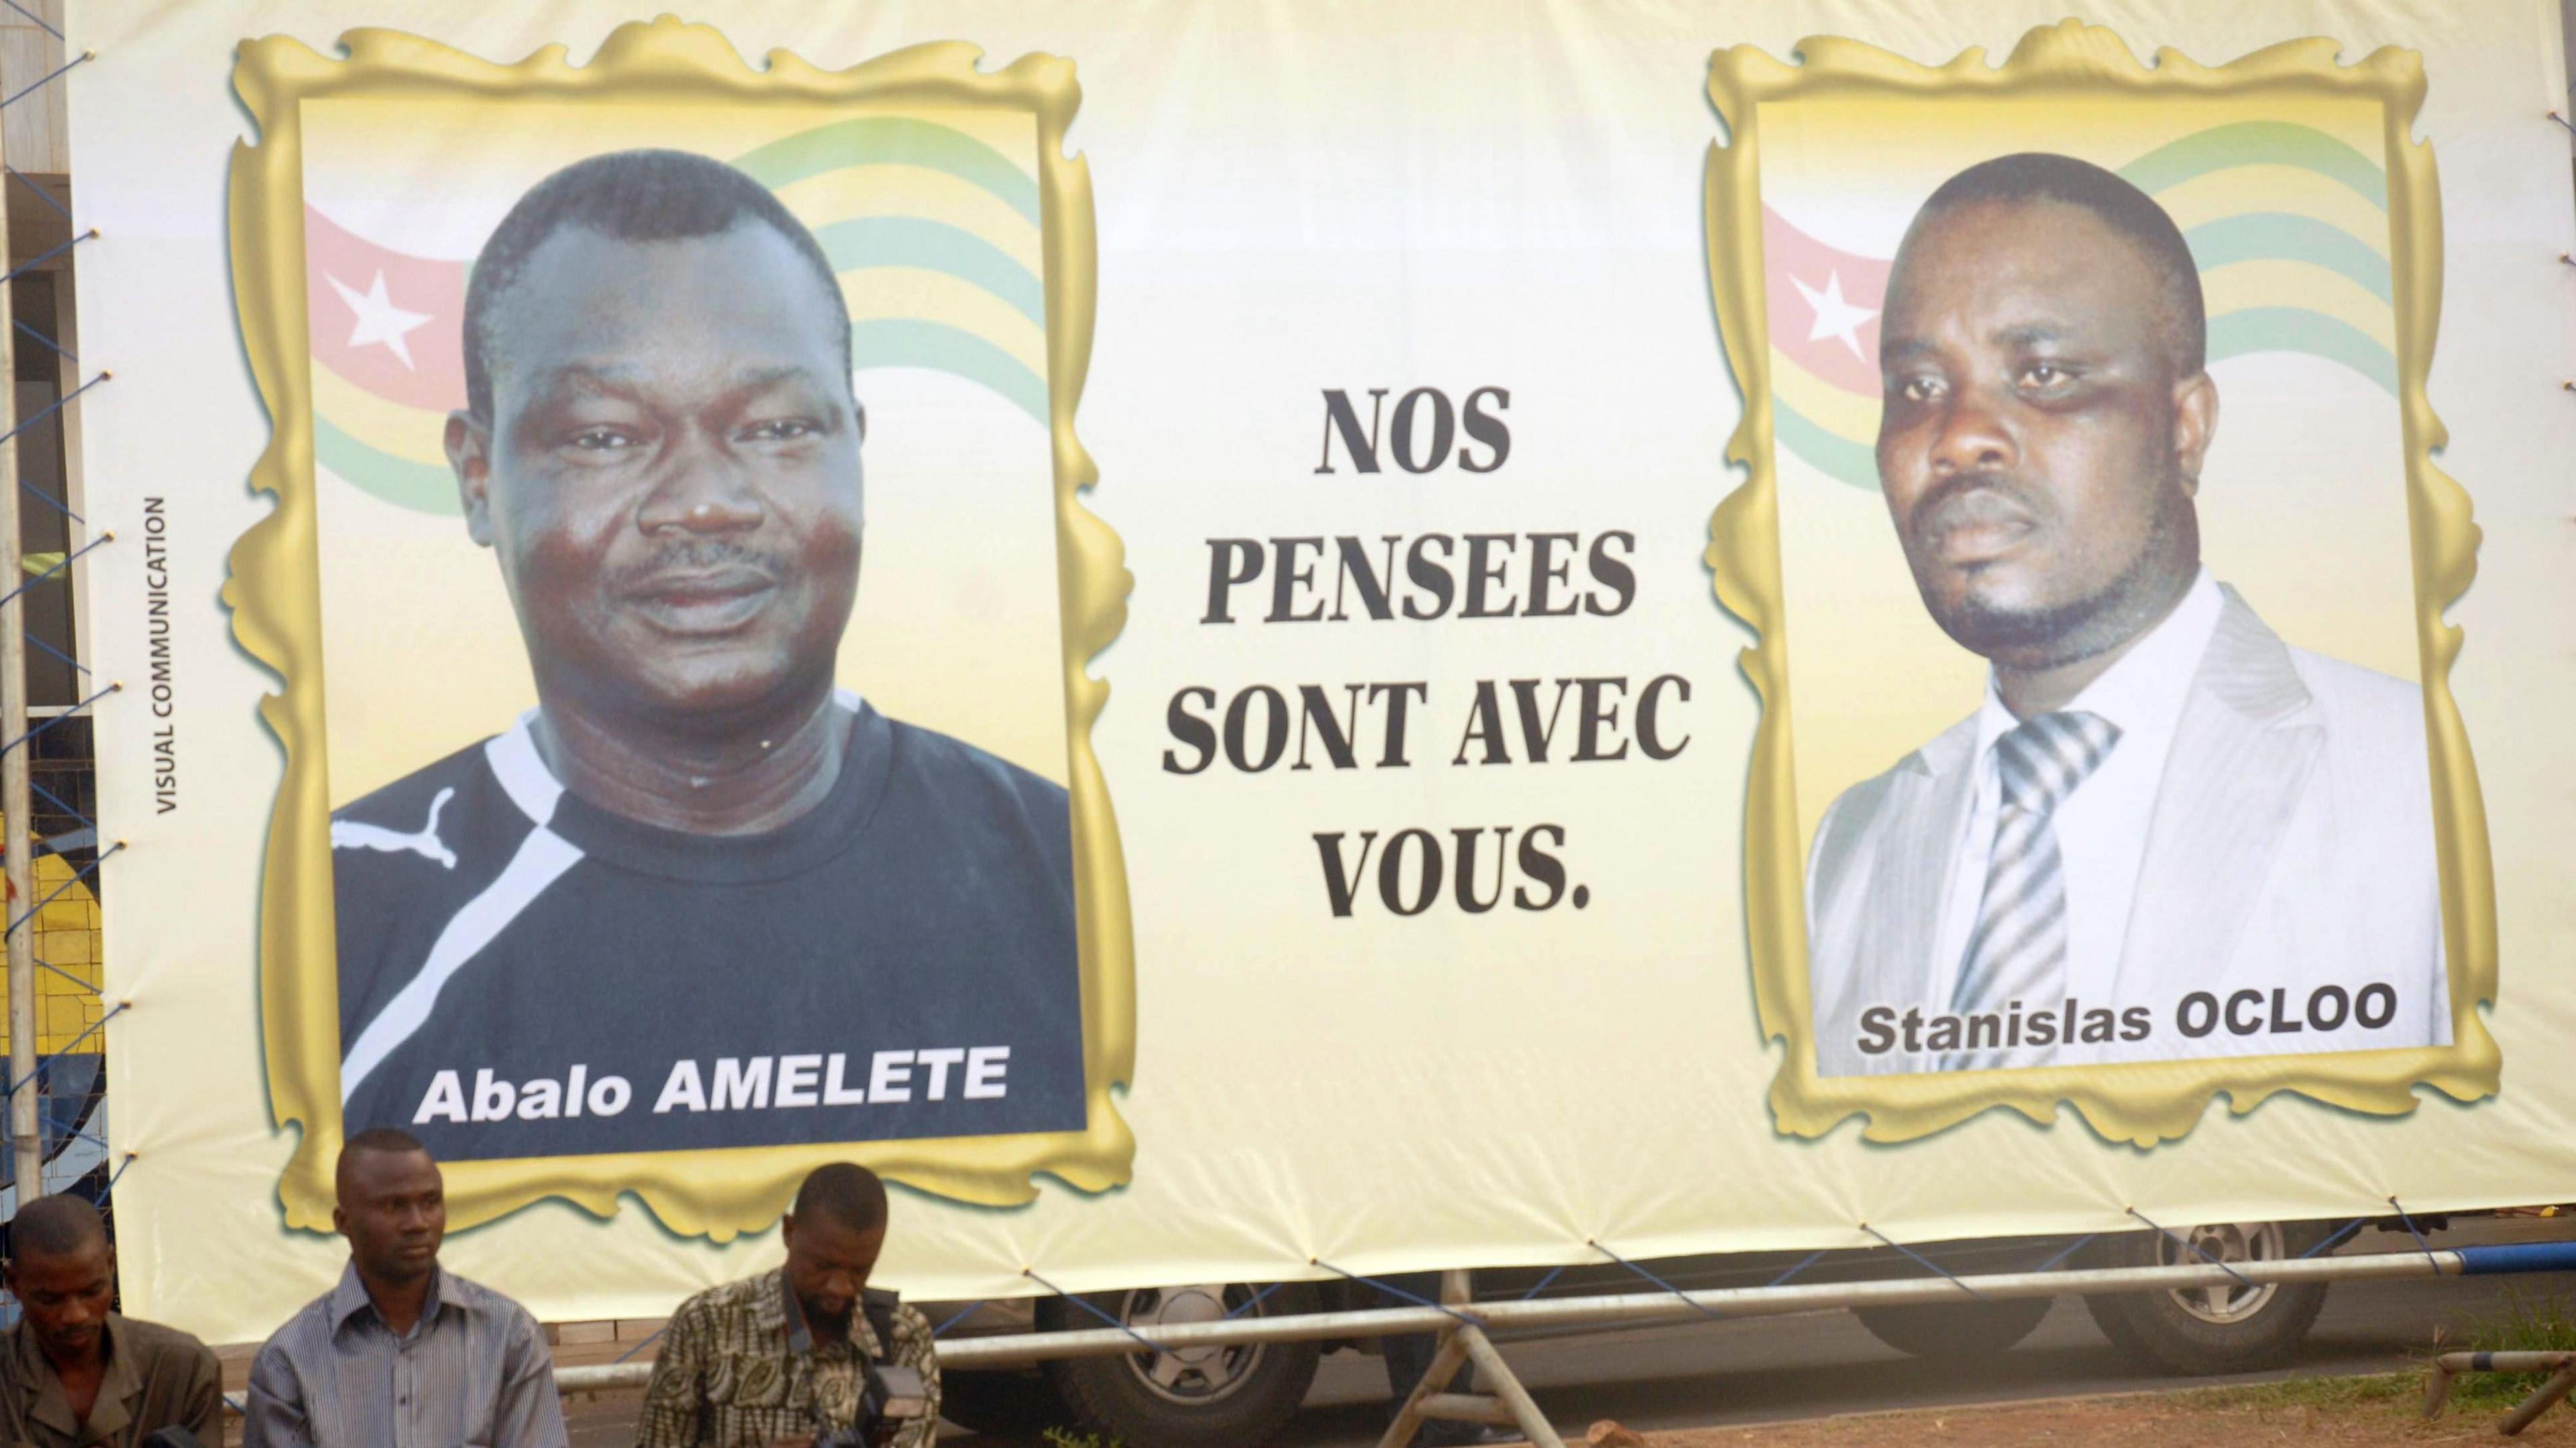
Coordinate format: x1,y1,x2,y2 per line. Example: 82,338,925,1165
69,1,2576,1343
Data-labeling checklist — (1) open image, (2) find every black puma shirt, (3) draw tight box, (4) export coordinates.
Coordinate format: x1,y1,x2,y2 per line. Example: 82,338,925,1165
329,694,1086,1160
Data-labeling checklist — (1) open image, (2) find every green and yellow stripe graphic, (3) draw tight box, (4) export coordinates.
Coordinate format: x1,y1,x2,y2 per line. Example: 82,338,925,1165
1766,120,2401,491
313,112,1049,515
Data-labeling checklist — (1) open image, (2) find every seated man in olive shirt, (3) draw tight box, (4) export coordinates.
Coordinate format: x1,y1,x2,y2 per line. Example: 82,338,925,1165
0,1194,223,1447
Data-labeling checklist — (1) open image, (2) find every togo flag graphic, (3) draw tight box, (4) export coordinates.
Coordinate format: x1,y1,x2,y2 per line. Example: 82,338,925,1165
301,109,1051,514
1762,120,2402,490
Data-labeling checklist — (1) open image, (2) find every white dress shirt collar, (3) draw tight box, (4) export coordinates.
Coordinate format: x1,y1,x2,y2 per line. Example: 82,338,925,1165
1971,567,2224,759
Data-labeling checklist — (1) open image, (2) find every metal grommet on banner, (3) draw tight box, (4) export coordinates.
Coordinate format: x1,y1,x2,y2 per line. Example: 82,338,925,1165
9,840,123,939
21,999,127,1085
1,374,109,462
0,535,113,612
96,1152,138,1201
0,49,87,111
1,226,98,290
2389,1195,2443,1272
2551,111,2576,135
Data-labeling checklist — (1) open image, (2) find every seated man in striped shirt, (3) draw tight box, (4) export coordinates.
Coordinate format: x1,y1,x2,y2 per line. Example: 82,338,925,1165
242,1129,565,1448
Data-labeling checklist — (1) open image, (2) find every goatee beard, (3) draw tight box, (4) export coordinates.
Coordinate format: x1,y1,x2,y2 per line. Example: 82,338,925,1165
1927,498,2195,668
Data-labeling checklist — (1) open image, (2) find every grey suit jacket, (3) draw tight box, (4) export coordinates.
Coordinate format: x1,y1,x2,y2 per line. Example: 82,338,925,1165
1805,586,2448,1076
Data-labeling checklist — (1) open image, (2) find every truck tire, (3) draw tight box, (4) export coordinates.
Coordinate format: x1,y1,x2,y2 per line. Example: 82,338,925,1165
1852,1296,2053,1359
2082,1221,2330,1374
938,1368,1074,1436
1040,1282,1323,1447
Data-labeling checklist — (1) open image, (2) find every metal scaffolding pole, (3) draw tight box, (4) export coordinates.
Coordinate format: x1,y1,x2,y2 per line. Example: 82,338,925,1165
0,113,35,1204
551,1245,2481,1391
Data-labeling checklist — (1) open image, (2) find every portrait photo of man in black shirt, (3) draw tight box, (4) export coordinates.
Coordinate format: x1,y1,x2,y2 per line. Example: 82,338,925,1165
326,148,1088,1161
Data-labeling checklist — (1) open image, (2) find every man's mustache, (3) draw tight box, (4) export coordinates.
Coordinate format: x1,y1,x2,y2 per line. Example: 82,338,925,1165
610,539,789,591
1906,471,2047,543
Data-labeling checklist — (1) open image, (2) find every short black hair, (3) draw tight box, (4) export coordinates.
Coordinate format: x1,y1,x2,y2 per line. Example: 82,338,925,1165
1904,152,2206,375
9,1194,106,1263
337,1126,432,1194
462,148,852,421
790,1162,889,1236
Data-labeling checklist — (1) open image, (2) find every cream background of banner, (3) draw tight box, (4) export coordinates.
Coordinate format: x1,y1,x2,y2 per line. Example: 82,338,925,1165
65,1,2576,1345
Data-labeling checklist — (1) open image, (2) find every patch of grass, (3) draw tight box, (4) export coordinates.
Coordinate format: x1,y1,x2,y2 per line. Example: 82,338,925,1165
2188,1290,2576,1425
2435,1289,2576,1410
2189,1372,2416,1414
1040,1429,1126,1448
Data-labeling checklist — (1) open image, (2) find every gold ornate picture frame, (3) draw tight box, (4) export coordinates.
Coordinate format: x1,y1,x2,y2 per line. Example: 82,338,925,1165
226,17,1134,1233
1704,20,2498,1146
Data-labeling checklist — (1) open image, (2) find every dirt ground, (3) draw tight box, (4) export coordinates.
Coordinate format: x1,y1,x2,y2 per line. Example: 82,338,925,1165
1607,1384,2576,1447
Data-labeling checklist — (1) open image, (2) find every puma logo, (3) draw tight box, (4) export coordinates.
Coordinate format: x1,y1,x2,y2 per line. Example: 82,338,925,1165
331,787,458,869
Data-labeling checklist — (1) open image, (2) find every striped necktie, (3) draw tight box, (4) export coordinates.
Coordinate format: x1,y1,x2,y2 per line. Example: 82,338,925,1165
1945,710,2122,1070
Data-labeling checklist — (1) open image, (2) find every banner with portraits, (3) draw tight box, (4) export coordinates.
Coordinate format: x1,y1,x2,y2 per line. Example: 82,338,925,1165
70,1,2575,1343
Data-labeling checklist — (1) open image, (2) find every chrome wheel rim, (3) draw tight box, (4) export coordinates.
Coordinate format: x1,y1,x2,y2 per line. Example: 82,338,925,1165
1115,1284,1271,1406
2158,1221,2286,1324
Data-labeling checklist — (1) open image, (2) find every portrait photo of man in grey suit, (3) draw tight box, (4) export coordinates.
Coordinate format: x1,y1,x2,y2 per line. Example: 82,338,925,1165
1805,152,2451,1078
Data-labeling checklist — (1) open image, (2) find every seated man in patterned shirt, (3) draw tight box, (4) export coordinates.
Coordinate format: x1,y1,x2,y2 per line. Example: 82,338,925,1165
639,1163,940,1447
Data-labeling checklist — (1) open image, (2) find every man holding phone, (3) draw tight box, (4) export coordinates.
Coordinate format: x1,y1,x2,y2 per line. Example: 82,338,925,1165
640,1163,940,1447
